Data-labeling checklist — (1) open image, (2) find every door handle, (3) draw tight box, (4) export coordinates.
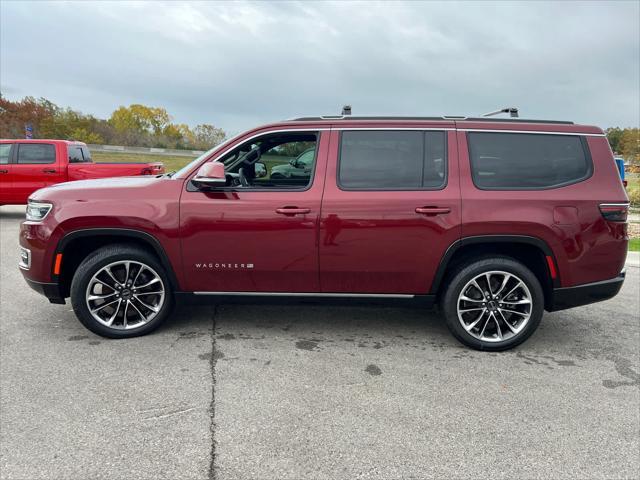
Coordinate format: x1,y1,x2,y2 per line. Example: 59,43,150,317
276,207,311,216
42,169,57,174
0,169,8,174
415,206,451,215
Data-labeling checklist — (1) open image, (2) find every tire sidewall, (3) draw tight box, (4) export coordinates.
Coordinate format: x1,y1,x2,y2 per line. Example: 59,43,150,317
442,257,544,351
70,246,173,338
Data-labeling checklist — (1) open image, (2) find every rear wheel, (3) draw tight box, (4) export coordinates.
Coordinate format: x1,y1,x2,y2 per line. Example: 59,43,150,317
441,256,544,351
70,245,174,338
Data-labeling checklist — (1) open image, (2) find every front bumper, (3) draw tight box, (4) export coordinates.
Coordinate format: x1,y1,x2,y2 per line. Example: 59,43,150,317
548,271,625,311
25,278,65,305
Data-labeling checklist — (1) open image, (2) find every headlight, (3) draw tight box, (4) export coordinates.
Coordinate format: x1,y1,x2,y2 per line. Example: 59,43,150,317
26,201,53,221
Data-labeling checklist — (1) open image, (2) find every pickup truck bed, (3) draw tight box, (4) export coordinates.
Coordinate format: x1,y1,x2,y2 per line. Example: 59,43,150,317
0,139,164,205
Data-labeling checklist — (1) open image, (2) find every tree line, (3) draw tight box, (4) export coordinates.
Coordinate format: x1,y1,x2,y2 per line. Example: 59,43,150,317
0,94,226,151
606,127,639,165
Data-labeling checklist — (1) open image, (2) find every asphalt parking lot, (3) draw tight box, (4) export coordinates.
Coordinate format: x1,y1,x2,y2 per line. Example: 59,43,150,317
1,205,639,480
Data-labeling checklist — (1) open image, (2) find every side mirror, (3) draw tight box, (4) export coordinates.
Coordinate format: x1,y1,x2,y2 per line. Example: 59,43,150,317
255,162,267,178
289,158,296,166
192,162,226,189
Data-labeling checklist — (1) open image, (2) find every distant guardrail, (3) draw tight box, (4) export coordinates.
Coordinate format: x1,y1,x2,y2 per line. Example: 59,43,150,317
87,144,205,157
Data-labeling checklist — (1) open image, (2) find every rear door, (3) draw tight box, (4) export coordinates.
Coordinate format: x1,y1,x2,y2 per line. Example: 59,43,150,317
12,142,64,203
0,143,14,204
319,126,461,294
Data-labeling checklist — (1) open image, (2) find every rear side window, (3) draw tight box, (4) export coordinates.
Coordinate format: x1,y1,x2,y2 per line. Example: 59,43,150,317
17,144,56,164
68,146,84,163
0,144,11,164
467,132,592,190
338,131,447,190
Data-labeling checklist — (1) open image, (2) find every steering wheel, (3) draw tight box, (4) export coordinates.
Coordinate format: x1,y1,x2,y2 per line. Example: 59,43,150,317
238,168,249,187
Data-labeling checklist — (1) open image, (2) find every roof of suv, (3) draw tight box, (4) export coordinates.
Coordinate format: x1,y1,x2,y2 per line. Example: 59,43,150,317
257,116,603,136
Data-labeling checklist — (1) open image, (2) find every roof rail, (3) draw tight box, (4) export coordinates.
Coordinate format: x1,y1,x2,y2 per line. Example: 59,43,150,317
289,116,573,124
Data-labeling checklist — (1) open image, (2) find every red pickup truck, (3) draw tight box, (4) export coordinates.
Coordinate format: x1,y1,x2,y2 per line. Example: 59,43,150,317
0,139,164,205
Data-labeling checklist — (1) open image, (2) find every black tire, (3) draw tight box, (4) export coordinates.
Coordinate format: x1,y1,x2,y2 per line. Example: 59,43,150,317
70,244,174,338
441,256,544,351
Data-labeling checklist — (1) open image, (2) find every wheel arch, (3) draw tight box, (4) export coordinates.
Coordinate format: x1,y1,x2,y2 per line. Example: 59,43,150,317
431,235,559,310
55,228,179,298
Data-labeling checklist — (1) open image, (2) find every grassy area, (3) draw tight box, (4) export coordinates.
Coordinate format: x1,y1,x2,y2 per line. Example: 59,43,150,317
91,151,291,176
91,151,196,172
626,174,639,209
629,239,640,252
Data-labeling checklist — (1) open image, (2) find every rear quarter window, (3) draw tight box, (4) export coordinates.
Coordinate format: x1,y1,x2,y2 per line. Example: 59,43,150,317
467,132,592,190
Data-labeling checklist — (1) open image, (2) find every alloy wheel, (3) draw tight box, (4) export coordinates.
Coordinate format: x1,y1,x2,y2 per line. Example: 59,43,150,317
85,260,165,330
457,270,532,342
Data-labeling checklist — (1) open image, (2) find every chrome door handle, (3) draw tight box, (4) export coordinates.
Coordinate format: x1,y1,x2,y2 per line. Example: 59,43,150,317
415,206,451,215
276,207,311,216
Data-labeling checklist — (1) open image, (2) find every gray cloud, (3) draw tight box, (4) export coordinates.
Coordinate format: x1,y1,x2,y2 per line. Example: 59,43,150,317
1,0,638,133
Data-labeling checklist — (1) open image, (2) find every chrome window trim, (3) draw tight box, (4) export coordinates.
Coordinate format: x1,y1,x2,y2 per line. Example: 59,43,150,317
194,291,415,298
458,129,605,137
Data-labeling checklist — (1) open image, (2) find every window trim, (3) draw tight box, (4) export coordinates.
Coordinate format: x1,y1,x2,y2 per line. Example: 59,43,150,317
336,130,449,192
187,131,321,193
15,143,56,165
467,132,594,191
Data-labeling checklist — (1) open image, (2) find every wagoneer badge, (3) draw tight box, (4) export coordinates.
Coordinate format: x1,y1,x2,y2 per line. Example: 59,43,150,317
195,263,254,269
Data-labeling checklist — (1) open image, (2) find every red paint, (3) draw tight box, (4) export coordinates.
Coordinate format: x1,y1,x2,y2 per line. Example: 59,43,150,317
18,119,628,304
0,139,164,205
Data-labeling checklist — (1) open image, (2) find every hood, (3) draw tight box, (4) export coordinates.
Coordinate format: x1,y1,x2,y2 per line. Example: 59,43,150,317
29,176,169,202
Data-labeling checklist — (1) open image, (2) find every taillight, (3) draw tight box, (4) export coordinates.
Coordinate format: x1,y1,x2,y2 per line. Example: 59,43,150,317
599,203,629,222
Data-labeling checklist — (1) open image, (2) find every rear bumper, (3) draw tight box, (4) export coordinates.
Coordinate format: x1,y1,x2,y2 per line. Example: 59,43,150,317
25,278,66,305
548,271,625,311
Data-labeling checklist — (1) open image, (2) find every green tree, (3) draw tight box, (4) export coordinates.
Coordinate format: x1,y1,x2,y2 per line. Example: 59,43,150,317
109,104,171,135
619,128,639,166
606,127,624,154
193,124,226,150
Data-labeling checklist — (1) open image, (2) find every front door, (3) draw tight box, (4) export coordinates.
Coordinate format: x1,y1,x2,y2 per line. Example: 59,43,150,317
180,129,328,293
319,127,461,294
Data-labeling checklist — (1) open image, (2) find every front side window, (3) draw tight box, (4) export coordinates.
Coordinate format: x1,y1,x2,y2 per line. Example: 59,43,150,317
214,132,318,189
81,147,92,162
68,146,84,163
17,144,56,164
467,132,592,190
338,130,447,190
0,144,11,164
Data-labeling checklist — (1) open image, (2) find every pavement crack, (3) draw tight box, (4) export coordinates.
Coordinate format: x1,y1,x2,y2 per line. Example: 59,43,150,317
208,305,218,480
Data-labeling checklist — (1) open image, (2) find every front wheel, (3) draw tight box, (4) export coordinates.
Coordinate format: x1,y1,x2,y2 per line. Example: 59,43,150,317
70,244,174,338
441,256,544,351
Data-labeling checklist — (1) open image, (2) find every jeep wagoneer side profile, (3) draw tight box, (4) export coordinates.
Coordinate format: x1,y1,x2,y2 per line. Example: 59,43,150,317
19,115,629,350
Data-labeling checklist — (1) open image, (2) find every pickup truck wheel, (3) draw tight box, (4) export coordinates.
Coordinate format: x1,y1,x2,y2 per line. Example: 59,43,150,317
70,245,174,338
441,256,544,351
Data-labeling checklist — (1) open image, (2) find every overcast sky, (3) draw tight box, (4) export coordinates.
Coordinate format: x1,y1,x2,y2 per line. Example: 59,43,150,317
1,1,638,134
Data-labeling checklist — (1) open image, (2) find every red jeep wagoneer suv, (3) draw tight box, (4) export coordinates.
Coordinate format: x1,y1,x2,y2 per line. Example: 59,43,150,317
19,115,629,350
